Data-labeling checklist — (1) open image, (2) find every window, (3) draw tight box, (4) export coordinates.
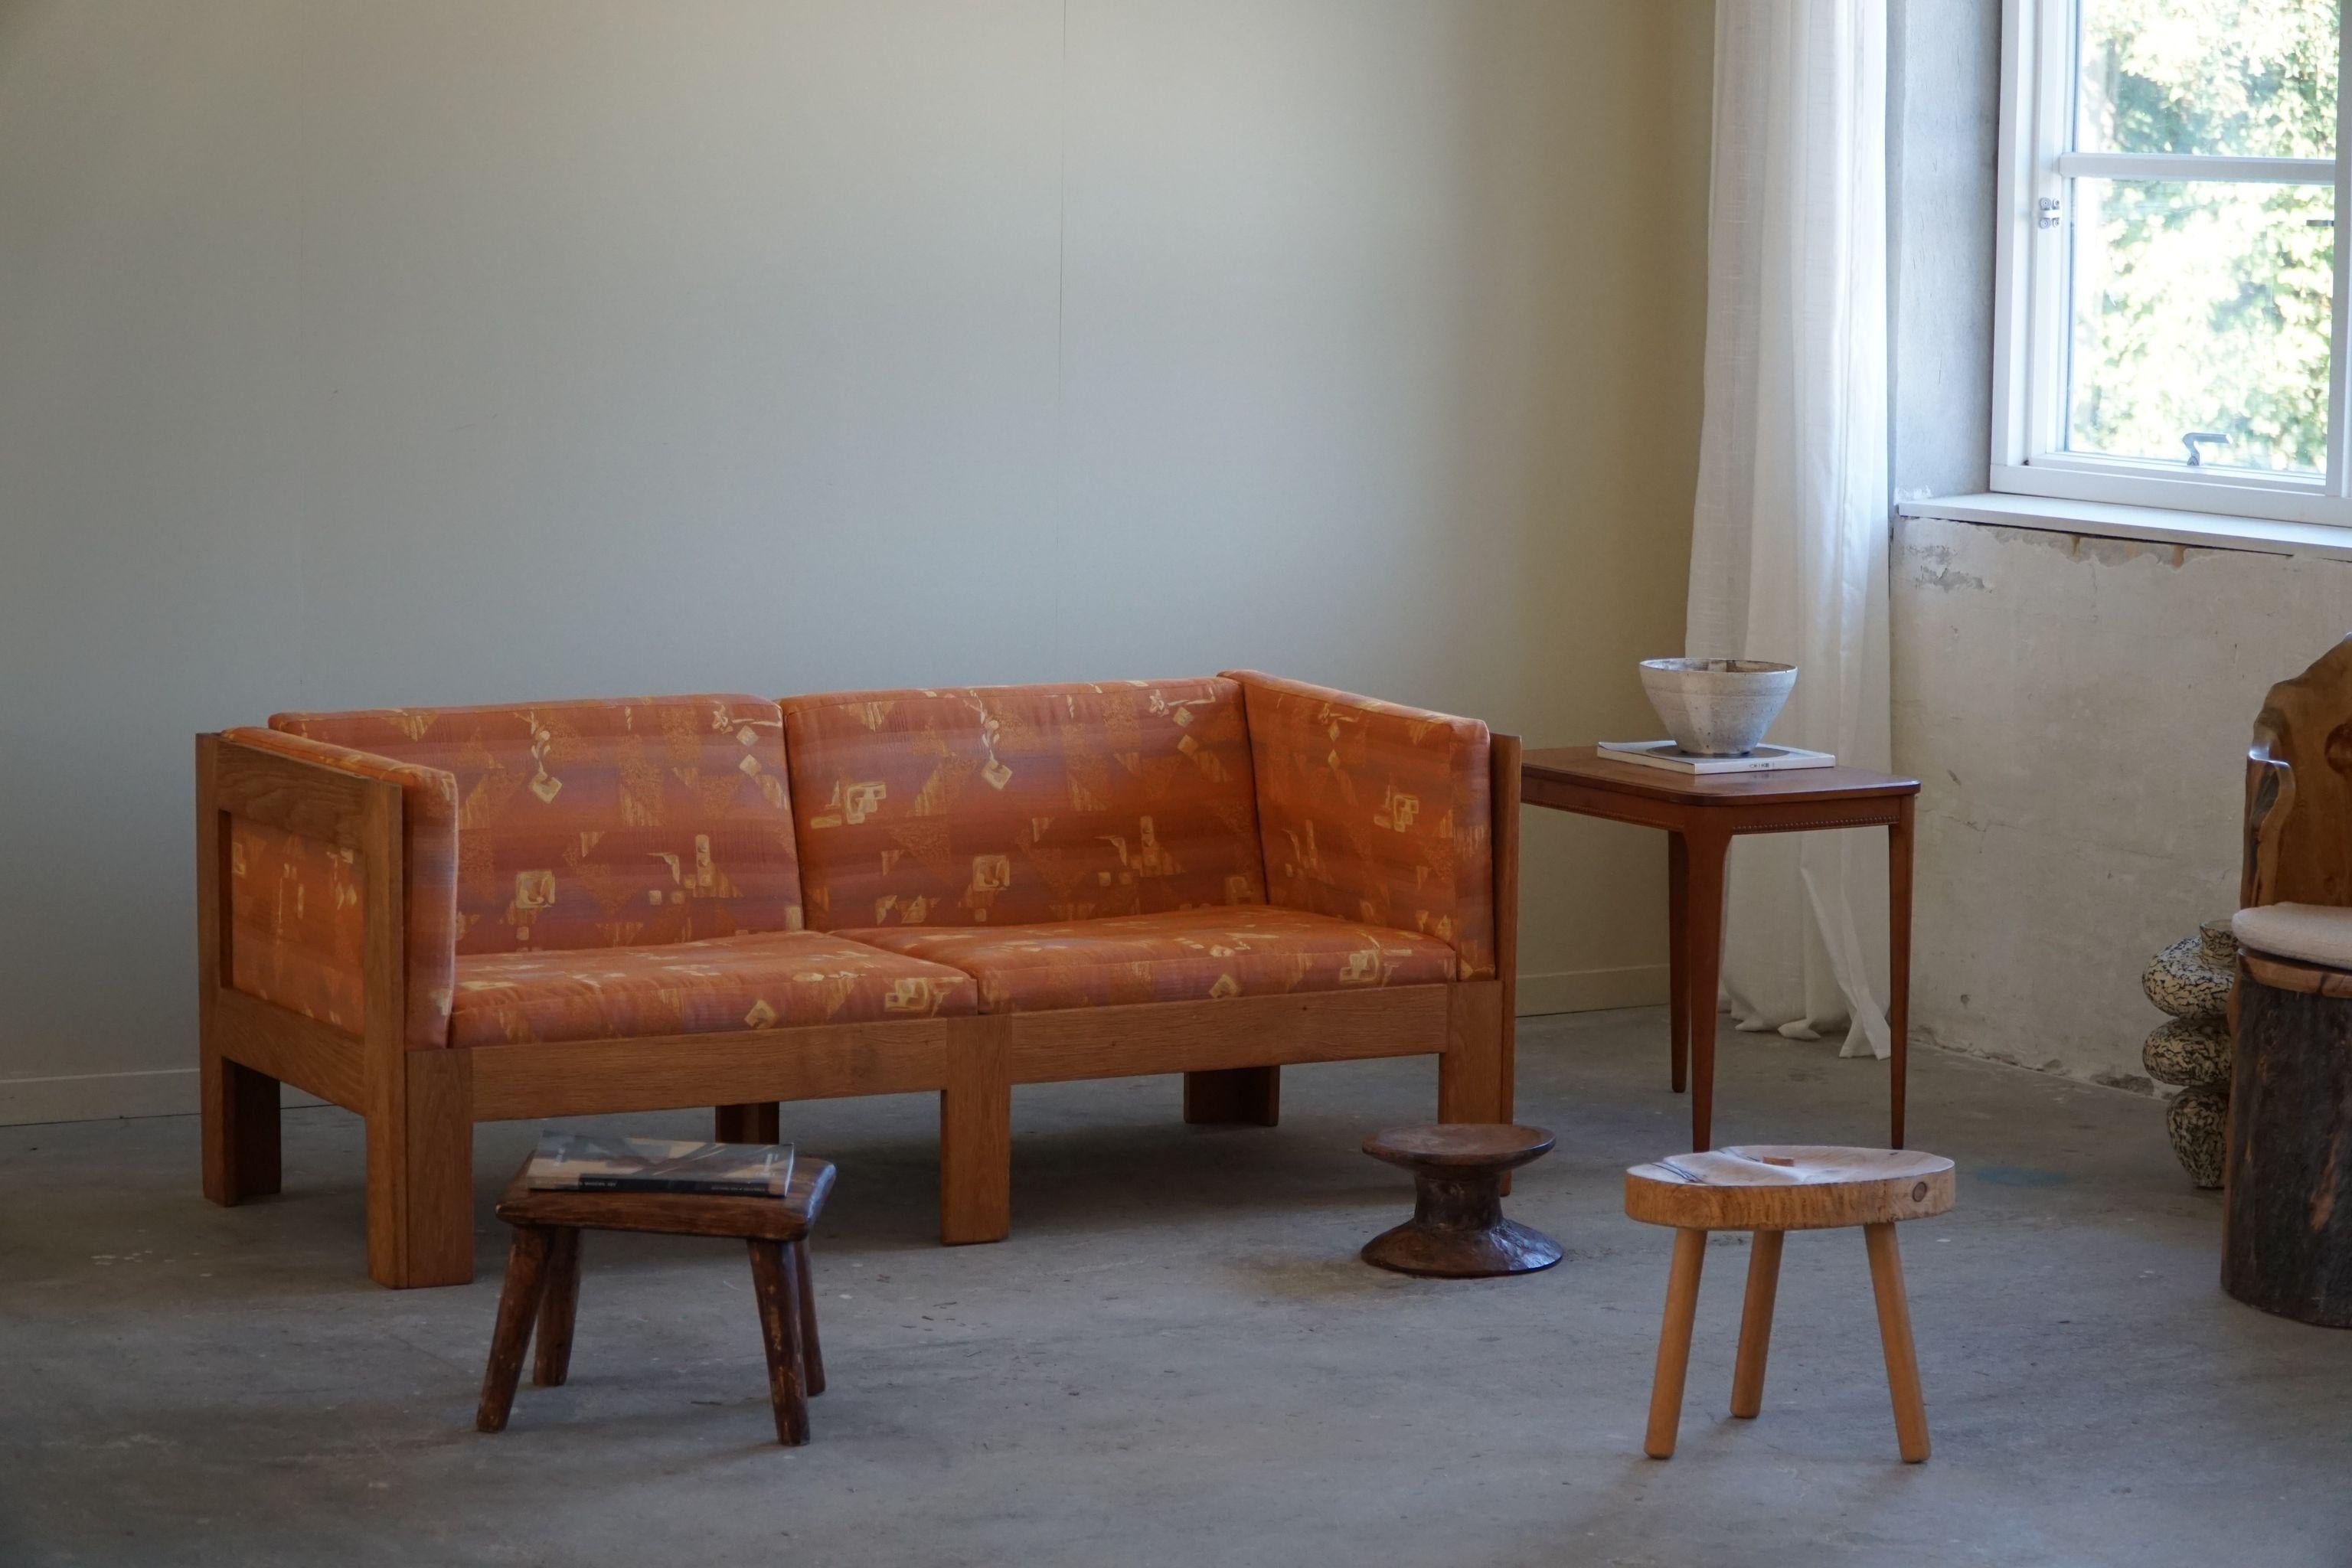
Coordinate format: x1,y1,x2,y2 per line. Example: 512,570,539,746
1996,0,2350,525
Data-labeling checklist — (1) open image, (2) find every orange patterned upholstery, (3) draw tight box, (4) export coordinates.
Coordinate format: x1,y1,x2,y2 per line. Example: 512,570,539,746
219,727,461,1050
271,696,803,956
1223,671,1494,980
447,930,977,1047
782,680,1266,930
841,906,1453,1014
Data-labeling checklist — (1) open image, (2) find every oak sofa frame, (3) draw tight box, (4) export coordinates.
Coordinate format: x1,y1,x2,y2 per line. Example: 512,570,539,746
198,730,1521,1289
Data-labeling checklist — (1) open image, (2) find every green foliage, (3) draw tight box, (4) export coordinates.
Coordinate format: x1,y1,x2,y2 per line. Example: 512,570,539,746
2070,0,2338,472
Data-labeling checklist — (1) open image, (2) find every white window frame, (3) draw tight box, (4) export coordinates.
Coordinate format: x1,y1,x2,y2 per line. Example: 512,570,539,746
1992,0,2352,528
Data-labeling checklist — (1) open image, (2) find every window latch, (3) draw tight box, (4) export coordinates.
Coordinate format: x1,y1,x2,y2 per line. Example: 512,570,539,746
2183,431,2233,467
2037,197,2062,230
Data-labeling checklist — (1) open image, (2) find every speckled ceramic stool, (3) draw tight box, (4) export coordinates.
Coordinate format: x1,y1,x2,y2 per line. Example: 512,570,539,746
2141,920,2236,1188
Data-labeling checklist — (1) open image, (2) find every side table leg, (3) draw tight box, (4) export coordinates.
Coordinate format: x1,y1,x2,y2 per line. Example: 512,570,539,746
749,1240,812,1446
1668,831,1690,1095
1683,829,1730,1151
1888,799,1914,1149
477,1225,553,1433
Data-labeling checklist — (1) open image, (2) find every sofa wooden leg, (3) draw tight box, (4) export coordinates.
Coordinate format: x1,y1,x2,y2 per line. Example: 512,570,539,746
366,1050,477,1289
715,1102,782,1143
1183,1066,1280,1125
939,1022,1011,1245
1439,982,1510,1126
201,1047,281,1205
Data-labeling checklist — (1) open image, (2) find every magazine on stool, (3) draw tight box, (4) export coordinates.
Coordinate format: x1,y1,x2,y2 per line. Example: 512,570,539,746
525,1132,795,1198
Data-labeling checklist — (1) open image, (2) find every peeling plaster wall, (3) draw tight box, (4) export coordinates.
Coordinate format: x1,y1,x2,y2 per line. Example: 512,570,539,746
1893,511,2352,1089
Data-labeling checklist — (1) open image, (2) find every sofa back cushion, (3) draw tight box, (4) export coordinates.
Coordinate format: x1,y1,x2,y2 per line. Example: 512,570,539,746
270,695,802,953
781,678,1266,929
1226,670,1495,979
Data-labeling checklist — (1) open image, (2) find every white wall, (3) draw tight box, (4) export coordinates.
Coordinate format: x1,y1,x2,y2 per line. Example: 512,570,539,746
0,1,1715,1121
1893,511,2352,1089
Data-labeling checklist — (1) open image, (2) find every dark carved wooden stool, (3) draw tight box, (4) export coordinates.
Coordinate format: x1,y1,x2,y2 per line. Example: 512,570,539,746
1360,1123,1561,1277
476,1152,835,1446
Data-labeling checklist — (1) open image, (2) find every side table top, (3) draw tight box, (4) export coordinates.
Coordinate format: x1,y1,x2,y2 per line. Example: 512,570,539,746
1522,745,1919,807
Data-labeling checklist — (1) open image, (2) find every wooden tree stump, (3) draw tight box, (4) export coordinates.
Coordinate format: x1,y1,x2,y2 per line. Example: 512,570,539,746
2224,962,2352,1328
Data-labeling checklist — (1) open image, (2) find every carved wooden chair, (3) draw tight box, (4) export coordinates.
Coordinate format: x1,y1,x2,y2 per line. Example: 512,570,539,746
2227,636,2352,1326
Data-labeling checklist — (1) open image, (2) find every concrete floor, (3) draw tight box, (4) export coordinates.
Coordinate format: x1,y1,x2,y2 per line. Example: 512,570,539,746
4,1008,2349,1567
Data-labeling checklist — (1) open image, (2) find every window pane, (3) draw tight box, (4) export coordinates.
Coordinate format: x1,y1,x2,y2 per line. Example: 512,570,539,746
2076,0,2338,158
2066,178,2333,475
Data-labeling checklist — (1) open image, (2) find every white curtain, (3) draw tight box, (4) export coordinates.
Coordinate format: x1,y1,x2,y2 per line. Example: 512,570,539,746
1685,1,1893,1060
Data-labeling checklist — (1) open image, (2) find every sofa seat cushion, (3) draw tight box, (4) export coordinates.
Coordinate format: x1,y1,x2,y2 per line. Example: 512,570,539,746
838,906,1455,1014
449,931,977,1047
2233,903,2352,972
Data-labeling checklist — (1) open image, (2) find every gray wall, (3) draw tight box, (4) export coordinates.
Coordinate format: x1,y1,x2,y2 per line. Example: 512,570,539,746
0,1,1716,1120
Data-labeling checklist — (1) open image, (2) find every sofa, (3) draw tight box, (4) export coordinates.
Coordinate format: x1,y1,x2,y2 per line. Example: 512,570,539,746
198,671,1520,1286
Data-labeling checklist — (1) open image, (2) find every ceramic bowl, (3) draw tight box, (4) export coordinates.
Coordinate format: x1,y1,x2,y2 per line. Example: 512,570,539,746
1638,658,1798,756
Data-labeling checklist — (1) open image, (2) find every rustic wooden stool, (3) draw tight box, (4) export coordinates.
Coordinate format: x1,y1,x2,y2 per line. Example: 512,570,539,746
1361,1123,1561,1277
1624,1145,1953,1462
475,1152,836,1446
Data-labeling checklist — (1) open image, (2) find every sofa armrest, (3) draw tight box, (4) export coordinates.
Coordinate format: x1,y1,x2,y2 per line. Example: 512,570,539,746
206,727,461,1050
1223,671,1500,981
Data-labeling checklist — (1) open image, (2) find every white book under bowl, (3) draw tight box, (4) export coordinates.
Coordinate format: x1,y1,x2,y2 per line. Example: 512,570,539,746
1598,740,1836,776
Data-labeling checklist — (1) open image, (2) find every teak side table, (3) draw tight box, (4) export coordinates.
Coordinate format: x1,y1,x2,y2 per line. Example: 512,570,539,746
1521,747,1920,1151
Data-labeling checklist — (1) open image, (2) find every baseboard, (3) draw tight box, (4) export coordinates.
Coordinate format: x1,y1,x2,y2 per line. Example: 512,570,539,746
1516,964,1670,1016
0,1068,325,1128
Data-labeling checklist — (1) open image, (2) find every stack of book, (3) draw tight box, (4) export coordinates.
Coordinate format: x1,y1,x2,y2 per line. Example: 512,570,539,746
524,1132,795,1198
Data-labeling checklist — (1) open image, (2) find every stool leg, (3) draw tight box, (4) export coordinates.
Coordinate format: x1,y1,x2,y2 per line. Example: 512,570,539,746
1644,1227,1708,1459
749,1239,811,1446
533,1228,583,1388
1864,1222,1930,1462
793,1236,825,1396
476,1226,554,1433
1729,1229,1783,1418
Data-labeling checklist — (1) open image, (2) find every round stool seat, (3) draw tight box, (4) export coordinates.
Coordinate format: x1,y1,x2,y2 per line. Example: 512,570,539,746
1360,1123,1560,1278
1625,1145,1954,1233
1364,1122,1556,1172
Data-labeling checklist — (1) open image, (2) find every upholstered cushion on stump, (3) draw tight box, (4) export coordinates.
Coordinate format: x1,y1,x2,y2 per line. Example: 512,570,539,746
841,906,1454,1014
1223,670,1496,980
448,931,977,1047
272,694,804,955
2233,903,2352,971
781,679,1267,929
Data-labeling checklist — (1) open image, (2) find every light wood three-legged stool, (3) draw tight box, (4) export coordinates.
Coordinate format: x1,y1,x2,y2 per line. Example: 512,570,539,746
1624,1145,1955,1463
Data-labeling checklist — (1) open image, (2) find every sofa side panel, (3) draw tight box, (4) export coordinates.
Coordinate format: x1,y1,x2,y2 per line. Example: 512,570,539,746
271,694,799,954
779,678,1266,930
217,727,461,1049
1223,671,1495,981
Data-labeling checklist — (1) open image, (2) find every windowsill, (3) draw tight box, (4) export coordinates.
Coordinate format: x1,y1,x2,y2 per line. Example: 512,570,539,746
1896,492,2352,565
